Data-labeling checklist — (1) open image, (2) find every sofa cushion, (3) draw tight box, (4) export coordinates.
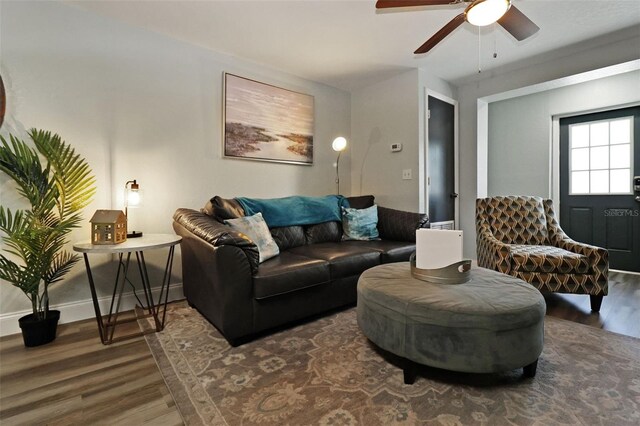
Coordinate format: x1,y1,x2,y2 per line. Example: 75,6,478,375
305,221,342,244
253,252,330,300
341,240,416,264
509,244,590,274
225,213,280,263
341,205,380,241
289,243,381,279
377,206,428,242
203,196,245,221
270,226,306,250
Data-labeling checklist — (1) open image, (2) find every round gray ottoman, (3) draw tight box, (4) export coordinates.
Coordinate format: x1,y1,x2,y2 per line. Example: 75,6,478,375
357,262,545,383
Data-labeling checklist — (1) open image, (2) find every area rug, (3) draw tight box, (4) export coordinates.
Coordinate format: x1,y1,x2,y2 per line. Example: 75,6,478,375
140,302,640,425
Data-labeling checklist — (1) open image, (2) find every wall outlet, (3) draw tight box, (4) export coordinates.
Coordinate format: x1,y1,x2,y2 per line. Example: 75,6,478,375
391,143,403,152
402,169,412,180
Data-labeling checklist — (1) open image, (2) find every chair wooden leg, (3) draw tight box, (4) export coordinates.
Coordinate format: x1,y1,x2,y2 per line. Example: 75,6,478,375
590,295,603,313
523,359,538,378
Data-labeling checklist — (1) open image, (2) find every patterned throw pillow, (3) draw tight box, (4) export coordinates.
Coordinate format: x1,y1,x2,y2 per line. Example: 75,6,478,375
225,213,280,263
341,205,380,241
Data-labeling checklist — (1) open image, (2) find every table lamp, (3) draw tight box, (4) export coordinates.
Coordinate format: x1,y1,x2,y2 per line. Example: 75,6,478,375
125,179,143,238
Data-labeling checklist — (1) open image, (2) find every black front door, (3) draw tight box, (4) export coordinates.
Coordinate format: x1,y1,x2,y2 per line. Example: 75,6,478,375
560,106,640,272
428,95,456,227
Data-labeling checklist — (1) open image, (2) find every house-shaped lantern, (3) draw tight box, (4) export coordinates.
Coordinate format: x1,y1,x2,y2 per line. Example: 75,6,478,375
90,210,127,245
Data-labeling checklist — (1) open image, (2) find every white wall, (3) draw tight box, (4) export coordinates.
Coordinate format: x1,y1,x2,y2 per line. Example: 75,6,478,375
457,29,640,258
350,70,420,211
488,70,640,197
350,69,455,213
0,1,350,332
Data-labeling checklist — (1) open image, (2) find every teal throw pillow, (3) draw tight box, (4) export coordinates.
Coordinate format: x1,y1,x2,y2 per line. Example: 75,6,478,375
342,205,380,241
225,212,280,263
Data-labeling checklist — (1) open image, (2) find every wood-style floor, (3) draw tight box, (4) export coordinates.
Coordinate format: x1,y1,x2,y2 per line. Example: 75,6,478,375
544,271,640,338
0,271,638,425
0,312,182,425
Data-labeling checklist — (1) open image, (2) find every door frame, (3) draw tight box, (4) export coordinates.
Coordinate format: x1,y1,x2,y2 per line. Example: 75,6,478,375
424,89,459,229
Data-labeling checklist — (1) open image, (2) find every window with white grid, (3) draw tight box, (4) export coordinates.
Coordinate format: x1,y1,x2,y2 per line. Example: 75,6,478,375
569,116,633,195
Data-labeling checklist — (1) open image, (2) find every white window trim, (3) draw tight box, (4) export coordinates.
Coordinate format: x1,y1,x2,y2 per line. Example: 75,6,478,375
568,116,634,196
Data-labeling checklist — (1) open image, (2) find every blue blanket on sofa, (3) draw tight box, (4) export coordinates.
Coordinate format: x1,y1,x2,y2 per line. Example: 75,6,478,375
236,195,347,228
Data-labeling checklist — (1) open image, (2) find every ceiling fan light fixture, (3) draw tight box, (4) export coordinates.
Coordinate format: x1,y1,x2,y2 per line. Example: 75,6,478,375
466,0,511,27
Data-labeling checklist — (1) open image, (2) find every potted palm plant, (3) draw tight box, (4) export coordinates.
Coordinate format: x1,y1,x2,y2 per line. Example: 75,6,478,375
0,129,95,347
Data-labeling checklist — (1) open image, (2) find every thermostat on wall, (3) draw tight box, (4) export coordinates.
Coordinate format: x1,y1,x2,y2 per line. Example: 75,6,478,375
391,143,403,152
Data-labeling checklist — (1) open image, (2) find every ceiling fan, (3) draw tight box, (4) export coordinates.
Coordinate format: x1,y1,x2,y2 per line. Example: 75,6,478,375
376,0,540,54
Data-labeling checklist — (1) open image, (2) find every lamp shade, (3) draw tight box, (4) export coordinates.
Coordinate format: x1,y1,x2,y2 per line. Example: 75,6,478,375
466,0,510,27
127,188,140,207
332,136,347,152
126,180,141,207
124,179,143,238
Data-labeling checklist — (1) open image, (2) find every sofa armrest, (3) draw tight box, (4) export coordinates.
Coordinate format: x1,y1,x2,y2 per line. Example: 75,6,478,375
553,232,608,264
475,198,513,273
376,206,429,242
554,235,609,296
476,226,513,274
172,222,255,342
544,200,608,280
173,208,259,274
550,228,608,275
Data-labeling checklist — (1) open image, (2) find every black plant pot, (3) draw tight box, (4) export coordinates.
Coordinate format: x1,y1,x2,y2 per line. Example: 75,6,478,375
18,310,60,347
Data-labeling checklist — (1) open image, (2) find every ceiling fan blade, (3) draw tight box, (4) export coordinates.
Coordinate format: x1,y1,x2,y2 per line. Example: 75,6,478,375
498,4,540,41
414,13,465,54
376,0,454,9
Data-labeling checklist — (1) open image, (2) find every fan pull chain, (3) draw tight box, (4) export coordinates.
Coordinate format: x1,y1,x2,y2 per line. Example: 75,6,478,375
493,23,498,59
478,26,482,73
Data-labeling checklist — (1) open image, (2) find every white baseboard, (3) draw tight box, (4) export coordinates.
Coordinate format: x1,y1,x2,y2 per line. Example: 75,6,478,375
0,283,184,337
610,269,640,276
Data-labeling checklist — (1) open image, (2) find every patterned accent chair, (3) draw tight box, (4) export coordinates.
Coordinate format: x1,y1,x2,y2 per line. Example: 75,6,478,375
476,196,608,312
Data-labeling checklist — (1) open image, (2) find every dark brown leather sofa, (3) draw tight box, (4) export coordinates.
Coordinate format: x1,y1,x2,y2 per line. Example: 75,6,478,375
172,195,429,345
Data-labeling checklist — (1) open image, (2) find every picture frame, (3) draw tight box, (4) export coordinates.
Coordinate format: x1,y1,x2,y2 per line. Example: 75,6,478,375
223,73,314,165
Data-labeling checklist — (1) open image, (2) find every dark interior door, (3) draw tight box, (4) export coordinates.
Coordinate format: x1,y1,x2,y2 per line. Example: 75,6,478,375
560,106,640,272
428,95,455,225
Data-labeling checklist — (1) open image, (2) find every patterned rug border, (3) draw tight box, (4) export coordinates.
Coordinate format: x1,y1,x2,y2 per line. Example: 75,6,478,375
143,325,197,425
140,304,221,426
140,301,640,426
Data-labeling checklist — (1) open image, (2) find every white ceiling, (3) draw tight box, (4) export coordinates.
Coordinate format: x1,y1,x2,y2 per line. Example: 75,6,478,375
67,0,640,91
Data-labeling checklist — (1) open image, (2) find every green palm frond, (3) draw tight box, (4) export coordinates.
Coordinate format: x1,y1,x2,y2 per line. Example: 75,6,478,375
0,129,96,315
0,256,41,298
0,207,30,236
0,135,56,215
45,251,80,285
30,129,96,220
0,207,33,259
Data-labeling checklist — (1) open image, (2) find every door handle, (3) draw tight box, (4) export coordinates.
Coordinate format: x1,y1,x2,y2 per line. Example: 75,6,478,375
450,193,458,198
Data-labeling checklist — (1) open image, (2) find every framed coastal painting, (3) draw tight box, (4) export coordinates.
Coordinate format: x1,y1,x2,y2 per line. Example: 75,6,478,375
223,73,314,165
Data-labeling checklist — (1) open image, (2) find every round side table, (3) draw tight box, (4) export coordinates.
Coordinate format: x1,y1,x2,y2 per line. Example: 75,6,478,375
73,234,181,344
